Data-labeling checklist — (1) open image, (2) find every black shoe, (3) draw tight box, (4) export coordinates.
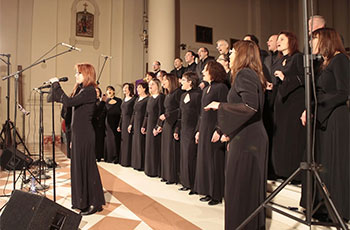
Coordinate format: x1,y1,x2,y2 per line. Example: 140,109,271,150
166,181,174,185
200,195,211,202
208,199,221,206
189,190,197,195
160,179,167,182
312,213,330,222
178,187,189,191
80,205,103,216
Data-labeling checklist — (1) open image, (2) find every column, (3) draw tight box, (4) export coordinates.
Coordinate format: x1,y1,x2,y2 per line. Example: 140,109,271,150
148,0,175,72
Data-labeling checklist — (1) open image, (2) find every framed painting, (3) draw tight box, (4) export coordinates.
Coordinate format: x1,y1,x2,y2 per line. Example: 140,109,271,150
76,11,94,37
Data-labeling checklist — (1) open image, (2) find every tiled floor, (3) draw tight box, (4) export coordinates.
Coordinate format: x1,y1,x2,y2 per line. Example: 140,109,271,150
0,144,348,229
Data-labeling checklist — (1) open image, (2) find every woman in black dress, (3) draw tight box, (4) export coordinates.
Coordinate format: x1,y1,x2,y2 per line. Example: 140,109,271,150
92,87,106,162
300,28,350,221
143,79,165,177
104,85,122,163
271,31,305,180
157,73,183,184
194,61,228,205
174,72,201,192
129,81,149,170
206,40,268,230
118,83,136,166
50,63,105,215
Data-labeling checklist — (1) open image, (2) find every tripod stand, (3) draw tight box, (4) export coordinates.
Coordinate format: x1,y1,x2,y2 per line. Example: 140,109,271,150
0,54,33,195
2,45,78,200
237,1,348,229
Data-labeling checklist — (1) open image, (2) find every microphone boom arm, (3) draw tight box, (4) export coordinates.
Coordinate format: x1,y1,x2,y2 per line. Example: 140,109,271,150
96,56,109,85
2,49,73,81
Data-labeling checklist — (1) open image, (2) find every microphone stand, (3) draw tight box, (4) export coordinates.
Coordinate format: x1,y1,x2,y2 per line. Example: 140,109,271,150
0,55,11,149
96,56,110,85
51,85,57,201
2,47,75,200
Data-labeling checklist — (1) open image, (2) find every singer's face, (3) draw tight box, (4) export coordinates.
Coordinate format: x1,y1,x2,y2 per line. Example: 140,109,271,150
311,35,319,55
277,34,289,54
75,72,84,84
149,80,158,95
106,88,115,98
202,65,211,83
180,77,191,91
162,77,169,89
137,85,146,95
123,84,130,95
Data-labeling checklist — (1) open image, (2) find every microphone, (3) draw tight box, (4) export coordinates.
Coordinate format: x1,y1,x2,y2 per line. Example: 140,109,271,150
43,76,68,85
101,54,113,59
33,77,68,90
61,43,82,52
18,104,30,116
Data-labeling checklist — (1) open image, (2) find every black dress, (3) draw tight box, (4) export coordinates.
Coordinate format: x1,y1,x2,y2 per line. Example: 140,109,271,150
160,88,183,183
92,100,106,161
218,68,267,230
104,97,122,163
119,97,136,166
301,53,350,220
271,52,306,179
51,83,105,210
175,88,201,189
130,96,149,170
194,82,228,201
144,94,165,177
61,106,72,158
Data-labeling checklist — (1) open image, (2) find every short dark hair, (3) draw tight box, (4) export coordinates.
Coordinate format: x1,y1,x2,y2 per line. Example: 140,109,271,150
244,34,259,46
203,47,209,56
206,60,227,83
187,50,196,57
155,61,161,65
137,81,149,94
183,71,199,88
146,72,156,78
175,57,183,62
123,83,135,97
106,85,115,91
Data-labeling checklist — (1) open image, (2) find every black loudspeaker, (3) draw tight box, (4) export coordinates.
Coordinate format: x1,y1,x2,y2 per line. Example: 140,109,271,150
0,190,82,230
0,148,33,170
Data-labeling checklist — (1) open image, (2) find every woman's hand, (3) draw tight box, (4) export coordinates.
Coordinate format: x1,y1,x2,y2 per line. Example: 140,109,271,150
159,114,166,121
204,101,220,111
274,70,285,81
211,131,220,143
101,94,108,102
300,110,306,126
141,127,146,135
195,132,199,144
173,133,179,140
266,81,273,90
153,126,162,136
127,125,132,133
220,134,230,143
49,78,59,84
